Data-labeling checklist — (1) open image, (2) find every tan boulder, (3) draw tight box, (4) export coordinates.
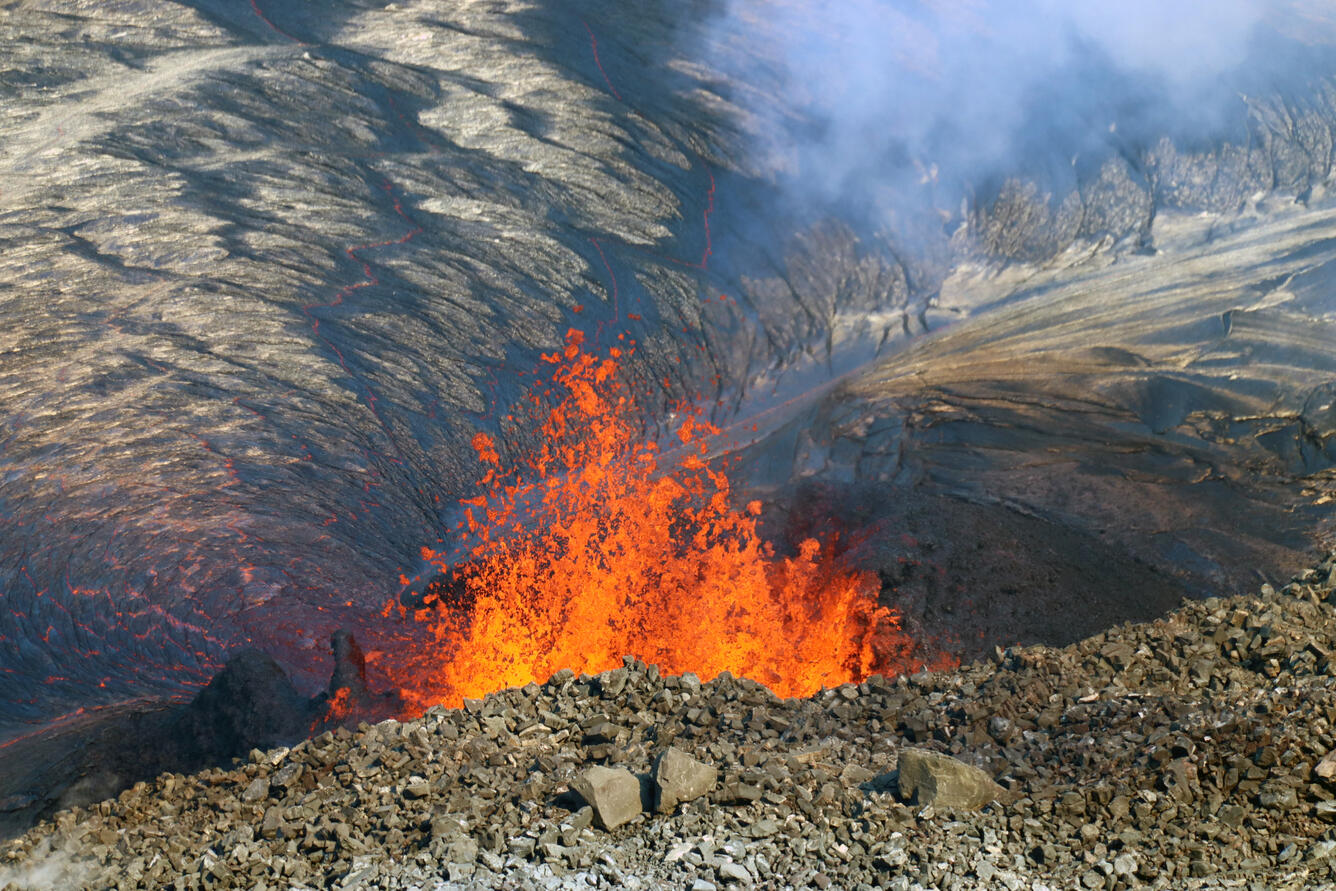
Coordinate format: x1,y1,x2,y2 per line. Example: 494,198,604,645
896,748,1004,810
570,765,643,830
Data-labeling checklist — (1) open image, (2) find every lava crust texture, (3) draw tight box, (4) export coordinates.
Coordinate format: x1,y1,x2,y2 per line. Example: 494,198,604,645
2,0,1336,749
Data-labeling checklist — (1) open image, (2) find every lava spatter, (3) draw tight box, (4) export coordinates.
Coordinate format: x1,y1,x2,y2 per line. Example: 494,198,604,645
382,328,951,711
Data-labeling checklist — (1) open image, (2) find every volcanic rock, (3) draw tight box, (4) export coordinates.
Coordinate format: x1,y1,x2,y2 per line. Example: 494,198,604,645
598,668,630,698
327,630,372,705
173,648,309,764
894,748,1005,810
570,766,643,831
240,776,269,804
718,860,753,884
653,747,718,813
6,552,1336,889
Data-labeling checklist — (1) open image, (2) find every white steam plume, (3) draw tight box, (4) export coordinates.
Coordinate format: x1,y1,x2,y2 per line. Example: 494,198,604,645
710,0,1294,210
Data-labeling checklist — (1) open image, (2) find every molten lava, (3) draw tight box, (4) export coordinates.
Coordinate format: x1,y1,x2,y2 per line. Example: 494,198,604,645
385,329,949,710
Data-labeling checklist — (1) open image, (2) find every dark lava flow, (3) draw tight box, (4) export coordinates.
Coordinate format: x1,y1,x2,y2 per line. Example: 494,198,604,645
0,0,747,734
1,0,1335,813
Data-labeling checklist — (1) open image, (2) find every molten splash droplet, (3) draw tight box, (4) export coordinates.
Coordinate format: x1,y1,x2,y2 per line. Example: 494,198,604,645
386,329,951,710
312,686,353,733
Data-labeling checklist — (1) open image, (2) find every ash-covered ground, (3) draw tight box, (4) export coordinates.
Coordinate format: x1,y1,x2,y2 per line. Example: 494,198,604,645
2,0,1336,843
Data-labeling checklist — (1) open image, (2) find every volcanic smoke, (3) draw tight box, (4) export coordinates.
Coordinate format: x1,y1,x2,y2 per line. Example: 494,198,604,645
379,328,951,712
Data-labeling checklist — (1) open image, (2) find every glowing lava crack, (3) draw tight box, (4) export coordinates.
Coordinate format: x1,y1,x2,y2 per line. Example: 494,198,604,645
380,329,952,712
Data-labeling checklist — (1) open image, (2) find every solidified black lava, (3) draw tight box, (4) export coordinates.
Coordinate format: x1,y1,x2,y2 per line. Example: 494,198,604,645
1,0,1334,765
0,630,388,839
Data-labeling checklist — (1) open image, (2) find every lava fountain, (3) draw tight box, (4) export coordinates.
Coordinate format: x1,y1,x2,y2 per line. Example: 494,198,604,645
379,328,952,711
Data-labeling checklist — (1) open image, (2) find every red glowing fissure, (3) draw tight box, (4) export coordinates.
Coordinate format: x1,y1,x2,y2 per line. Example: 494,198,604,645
582,21,624,102
248,0,309,47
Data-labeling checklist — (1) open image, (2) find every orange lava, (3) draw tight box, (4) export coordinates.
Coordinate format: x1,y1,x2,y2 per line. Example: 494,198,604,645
386,329,950,710
311,686,353,733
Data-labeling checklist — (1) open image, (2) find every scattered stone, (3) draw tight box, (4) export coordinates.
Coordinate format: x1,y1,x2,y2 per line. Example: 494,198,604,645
599,668,629,698
570,766,643,830
1309,840,1336,863
1259,783,1300,811
895,748,1004,810
241,776,270,803
718,861,752,884
653,747,718,813
260,805,284,839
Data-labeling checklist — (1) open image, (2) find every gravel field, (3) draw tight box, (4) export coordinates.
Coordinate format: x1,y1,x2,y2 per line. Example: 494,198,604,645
5,550,1336,890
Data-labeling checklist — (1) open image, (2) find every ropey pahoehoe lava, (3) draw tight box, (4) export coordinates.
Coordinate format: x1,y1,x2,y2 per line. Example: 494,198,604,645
1,0,1336,836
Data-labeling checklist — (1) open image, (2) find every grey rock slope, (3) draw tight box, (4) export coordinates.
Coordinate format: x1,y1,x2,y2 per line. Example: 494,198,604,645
736,196,1336,665
5,553,1336,889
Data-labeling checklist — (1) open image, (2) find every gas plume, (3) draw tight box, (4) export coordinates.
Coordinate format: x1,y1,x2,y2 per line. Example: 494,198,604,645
708,0,1302,217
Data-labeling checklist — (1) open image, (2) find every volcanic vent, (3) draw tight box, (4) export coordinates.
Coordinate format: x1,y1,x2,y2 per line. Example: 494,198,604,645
377,328,953,712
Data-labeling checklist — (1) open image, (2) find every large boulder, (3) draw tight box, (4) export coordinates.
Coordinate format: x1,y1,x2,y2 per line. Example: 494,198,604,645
895,748,1004,810
653,747,717,813
570,766,643,830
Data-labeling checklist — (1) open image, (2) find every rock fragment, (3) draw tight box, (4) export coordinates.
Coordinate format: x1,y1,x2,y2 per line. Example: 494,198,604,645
241,776,270,803
718,860,752,884
653,747,718,813
599,667,629,698
895,748,1003,810
570,766,643,830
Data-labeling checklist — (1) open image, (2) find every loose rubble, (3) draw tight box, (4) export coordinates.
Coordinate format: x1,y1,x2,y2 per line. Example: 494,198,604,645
5,553,1336,890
